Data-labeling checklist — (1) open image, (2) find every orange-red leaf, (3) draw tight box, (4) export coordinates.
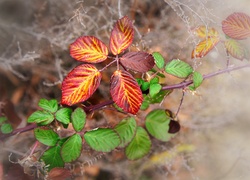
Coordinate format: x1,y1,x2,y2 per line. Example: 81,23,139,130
191,36,220,59
120,52,155,73
193,25,219,38
109,16,134,55
225,39,249,60
110,70,142,114
61,64,101,106
222,12,250,40
70,36,108,63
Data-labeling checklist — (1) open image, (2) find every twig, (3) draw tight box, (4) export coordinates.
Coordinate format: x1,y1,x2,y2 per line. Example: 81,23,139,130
117,0,122,18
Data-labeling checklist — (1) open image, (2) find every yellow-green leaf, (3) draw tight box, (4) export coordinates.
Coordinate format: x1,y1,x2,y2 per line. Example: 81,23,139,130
192,36,220,58
193,25,219,38
224,39,249,60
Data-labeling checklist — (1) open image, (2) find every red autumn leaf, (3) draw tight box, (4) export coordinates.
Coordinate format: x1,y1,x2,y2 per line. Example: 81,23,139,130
61,64,101,106
120,51,155,73
224,39,249,60
222,12,250,40
191,36,220,58
109,16,134,55
110,70,143,114
70,36,108,63
193,25,219,38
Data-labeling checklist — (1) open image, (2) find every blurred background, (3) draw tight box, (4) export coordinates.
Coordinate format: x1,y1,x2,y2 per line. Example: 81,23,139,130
0,0,250,179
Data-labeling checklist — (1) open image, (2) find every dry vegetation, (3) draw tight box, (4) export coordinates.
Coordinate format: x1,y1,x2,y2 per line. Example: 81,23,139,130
0,0,250,179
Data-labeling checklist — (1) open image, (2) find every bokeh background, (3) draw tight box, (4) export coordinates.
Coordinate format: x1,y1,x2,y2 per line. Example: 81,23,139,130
0,0,250,179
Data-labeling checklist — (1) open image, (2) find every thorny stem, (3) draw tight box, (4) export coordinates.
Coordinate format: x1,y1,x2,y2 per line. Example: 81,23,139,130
1,63,250,140
0,123,37,141
83,100,114,113
174,90,185,119
162,64,250,90
29,141,39,156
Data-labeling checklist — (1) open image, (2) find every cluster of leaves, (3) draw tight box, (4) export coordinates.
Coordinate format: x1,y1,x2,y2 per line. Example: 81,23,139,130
192,12,250,60
0,116,13,134
26,12,250,173
139,52,203,107
61,16,155,115
26,16,193,171
28,98,180,170
27,99,84,171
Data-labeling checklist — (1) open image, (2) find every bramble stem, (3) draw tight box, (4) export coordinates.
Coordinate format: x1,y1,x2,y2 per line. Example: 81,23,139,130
162,64,250,90
0,123,37,141
1,63,250,140
83,100,114,112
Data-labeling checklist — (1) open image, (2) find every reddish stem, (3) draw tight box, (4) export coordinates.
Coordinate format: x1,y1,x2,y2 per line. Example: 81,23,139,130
0,123,37,141
83,100,114,113
29,140,40,156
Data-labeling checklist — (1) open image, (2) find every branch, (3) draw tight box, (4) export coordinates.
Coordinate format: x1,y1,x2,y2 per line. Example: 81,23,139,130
83,100,114,113
0,123,37,141
1,63,250,140
162,64,250,90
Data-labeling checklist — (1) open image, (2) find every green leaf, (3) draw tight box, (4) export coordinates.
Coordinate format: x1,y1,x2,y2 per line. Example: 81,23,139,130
165,59,193,78
55,108,72,124
141,81,150,92
189,71,203,91
84,128,120,152
58,137,69,147
114,117,137,147
34,127,59,146
0,116,7,124
1,123,13,134
136,78,143,86
149,83,162,97
38,99,58,113
125,127,151,160
152,52,165,69
150,77,159,84
145,109,171,141
61,134,82,163
140,90,172,110
150,90,172,104
71,108,86,132
27,110,54,124
140,94,151,110
40,146,64,171
140,100,150,110
37,118,54,126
